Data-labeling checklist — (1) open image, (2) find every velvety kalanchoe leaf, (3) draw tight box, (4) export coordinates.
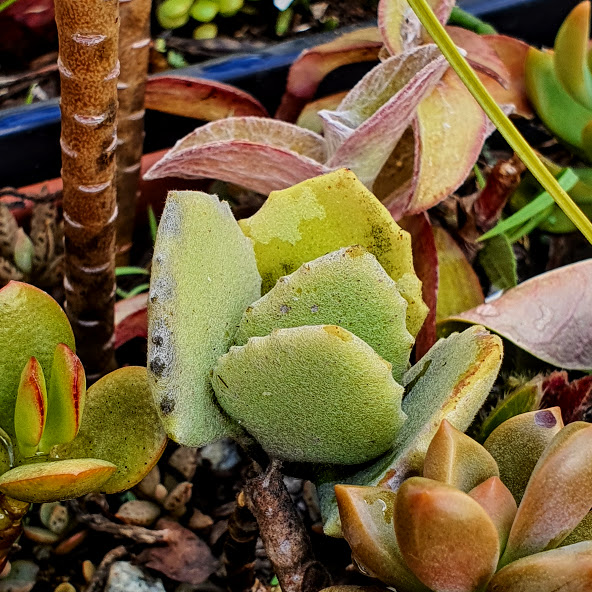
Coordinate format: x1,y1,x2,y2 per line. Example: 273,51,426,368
489,541,592,592
0,458,116,503
14,357,46,457
38,344,85,453
440,260,592,370
501,422,592,565
318,325,503,536
213,325,406,465
56,367,167,494
335,485,429,592
395,477,500,592
234,246,414,382
238,169,426,335
0,282,75,439
484,408,563,503
143,117,329,195
148,191,261,447
423,419,499,492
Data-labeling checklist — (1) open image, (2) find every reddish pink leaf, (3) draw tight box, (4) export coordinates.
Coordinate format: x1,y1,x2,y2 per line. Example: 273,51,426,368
145,76,269,120
440,260,592,370
275,28,383,122
541,371,592,423
115,294,148,350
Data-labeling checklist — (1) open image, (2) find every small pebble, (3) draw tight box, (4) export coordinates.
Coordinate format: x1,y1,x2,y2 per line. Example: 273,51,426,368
23,526,60,544
105,562,165,592
136,467,160,499
54,530,87,555
116,500,161,526
0,561,39,592
188,508,213,531
163,482,192,517
82,560,95,583
154,484,168,504
54,583,76,592
168,447,199,481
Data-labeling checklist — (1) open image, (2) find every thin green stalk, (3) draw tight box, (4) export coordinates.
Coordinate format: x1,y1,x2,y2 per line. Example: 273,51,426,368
0,0,19,13
407,0,592,245
448,6,496,35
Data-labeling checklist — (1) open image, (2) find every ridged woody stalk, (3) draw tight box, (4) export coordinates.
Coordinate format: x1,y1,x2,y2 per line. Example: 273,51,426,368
55,0,119,378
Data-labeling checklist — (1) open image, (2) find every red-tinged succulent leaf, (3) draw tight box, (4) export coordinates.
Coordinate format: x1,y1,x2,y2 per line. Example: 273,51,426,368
405,69,489,215
501,422,592,565
490,541,592,592
143,117,329,195
114,294,148,349
469,477,517,550
335,485,430,591
440,260,592,370
0,458,116,503
0,282,75,440
145,76,269,119
561,511,592,547
433,226,484,321
540,371,592,424
399,214,438,360
395,477,500,592
378,0,454,55
484,408,564,504
296,92,348,133
38,344,85,452
55,367,167,494
482,35,534,118
423,420,498,492
275,28,383,123
14,357,47,458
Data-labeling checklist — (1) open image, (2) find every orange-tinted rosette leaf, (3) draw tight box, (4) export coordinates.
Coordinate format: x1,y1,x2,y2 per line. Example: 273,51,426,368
423,419,498,492
440,260,592,370
56,367,166,493
335,485,429,591
38,344,85,453
145,75,269,119
433,226,483,321
276,28,382,122
501,422,592,565
395,477,500,592
14,357,47,457
0,458,116,503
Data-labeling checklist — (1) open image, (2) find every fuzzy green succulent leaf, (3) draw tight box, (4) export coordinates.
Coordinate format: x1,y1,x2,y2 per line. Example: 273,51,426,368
423,419,499,492
0,458,116,503
501,422,592,565
0,282,75,439
238,169,426,336
484,408,563,503
213,325,406,464
235,246,414,382
56,367,167,494
148,191,261,447
395,477,500,592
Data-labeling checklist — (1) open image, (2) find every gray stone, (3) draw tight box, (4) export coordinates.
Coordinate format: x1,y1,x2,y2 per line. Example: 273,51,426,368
105,562,165,592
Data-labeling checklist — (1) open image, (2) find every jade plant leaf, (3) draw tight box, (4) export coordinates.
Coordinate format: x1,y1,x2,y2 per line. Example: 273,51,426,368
56,367,167,494
238,169,427,335
234,246,414,382
148,191,261,447
212,325,406,465
439,260,592,370
0,458,116,503
0,282,75,440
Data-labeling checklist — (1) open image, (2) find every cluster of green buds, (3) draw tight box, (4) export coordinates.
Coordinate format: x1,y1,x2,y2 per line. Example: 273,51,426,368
334,409,592,592
525,1,592,162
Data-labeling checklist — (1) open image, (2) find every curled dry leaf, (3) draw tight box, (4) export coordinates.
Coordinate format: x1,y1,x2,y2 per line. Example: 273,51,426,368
114,294,148,350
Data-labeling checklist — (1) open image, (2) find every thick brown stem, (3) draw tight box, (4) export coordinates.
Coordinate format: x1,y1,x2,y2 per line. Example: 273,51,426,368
116,0,151,264
244,461,331,592
56,0,119,378
0,495,29,571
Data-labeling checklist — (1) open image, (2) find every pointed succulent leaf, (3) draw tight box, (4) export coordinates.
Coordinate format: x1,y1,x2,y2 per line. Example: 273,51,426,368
38,344,85,452
239,169,426,335
554,2,592,111
484,408,563,504
318,325,502,536
148,191,261,446
0,458,116,503
501,422,592,565
56,367,167,493
335,485,429,591
234,246,414,382
395,477,500,592
469,477,517,551
143,117,329,195
423,419,499,492
489,541,592,592
14,357,47,457
213,325,406,464
0,282,75,438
